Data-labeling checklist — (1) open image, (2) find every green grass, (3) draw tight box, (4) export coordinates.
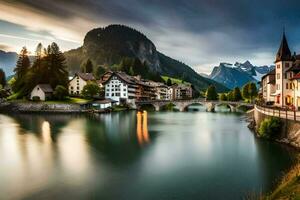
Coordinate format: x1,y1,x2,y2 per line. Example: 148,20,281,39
263,162,300,200
161,76,191,85
45,97,91,104
7,97,91,104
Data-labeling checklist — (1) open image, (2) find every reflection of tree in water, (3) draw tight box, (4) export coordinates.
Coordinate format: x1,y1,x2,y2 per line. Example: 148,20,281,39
85,111,158,166
10,113,82,142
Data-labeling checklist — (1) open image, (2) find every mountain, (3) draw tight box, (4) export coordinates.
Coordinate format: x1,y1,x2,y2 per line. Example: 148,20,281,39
64,24,228,92
209,61,274,89
0,50,18,76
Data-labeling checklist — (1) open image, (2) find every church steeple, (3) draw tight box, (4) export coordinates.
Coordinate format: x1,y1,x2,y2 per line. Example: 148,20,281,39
275,30,292,62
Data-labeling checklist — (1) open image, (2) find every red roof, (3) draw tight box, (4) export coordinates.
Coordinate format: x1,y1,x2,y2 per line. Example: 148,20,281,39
291,73,300,80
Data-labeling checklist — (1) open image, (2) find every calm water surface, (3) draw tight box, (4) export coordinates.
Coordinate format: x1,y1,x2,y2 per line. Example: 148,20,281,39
0,109,297,199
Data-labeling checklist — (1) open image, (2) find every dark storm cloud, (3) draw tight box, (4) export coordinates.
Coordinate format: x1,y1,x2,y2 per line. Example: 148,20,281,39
1,0,300,73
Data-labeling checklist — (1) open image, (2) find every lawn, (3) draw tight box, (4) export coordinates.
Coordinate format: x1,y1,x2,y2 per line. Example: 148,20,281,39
161,76,191,85
45,97,91,104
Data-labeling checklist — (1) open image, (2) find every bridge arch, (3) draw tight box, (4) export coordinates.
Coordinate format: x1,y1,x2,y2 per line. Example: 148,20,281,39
215,103,236,112
179,102,207,112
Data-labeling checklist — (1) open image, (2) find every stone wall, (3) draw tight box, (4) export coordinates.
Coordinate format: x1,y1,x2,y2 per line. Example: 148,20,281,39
0,102,83,113
253,107,300,148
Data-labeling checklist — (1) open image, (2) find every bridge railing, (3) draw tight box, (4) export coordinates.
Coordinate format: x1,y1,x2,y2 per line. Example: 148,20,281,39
255,104,300,122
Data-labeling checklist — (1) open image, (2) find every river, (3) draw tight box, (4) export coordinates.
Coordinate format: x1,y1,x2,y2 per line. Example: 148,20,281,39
0,108,297,199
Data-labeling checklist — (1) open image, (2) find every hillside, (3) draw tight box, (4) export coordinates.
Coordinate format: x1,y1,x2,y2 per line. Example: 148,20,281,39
64,24,228,92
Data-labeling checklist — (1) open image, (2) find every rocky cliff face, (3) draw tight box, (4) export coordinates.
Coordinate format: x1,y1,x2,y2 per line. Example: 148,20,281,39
209,61,274,89
0,50,18,75
65,24,228,92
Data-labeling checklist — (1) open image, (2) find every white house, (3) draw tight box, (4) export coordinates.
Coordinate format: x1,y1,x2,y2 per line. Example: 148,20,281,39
69,73,96,95
102,71,156,104
30,84,53,101
262,31,300,109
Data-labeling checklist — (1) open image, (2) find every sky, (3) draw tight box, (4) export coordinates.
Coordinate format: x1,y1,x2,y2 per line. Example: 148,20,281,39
1,0,300,74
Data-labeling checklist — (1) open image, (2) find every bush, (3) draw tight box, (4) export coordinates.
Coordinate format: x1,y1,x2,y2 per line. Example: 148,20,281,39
32,96,40,101
53,85,68,100
81,82,100,99
258,117,282,139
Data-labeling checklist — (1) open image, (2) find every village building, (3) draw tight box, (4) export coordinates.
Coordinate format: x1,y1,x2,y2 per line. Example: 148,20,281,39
102,71,156,104
69,73,96,95
261,31,300,110
30,84,53,101
171,83,193,100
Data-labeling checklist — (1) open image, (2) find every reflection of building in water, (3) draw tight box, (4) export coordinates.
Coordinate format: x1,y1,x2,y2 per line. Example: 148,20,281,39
136,111,150,145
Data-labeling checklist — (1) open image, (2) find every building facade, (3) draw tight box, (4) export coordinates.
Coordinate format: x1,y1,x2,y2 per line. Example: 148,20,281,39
30,84,53,101
69,73,96,95
262,32,300,110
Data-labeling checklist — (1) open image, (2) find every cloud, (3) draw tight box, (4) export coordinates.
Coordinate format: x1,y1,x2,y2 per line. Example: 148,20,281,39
1,0,300,73
0,44,13,51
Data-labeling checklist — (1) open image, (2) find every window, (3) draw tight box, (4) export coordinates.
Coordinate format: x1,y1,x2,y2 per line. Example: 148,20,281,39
106,89,109,91
290,83,293,89
285,63,290,68
77,87,79,90
286,83,289,89
37,87,39,90
112,93,114,96
71,86,73,89
277,73,280,79
116,93,120,96
106,93,109,96
277,64,280,69
123,88,126,91
284,73,287,79
123,93,126,96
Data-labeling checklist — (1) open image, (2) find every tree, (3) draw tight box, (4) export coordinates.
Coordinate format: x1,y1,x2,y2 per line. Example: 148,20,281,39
227,91,234,101
81,82,100,99
12,47,30,94
95,66,106,79
84,59,94,73
219,93,227,101
249,82,258,103
233,87,243,101
45,42,69,88
242,83,250,100
0,69,6,87
53,85,68,100
166,78,172,86
206,85,218,100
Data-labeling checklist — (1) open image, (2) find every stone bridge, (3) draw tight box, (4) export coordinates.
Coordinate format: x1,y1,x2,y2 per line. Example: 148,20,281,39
134,99,253,112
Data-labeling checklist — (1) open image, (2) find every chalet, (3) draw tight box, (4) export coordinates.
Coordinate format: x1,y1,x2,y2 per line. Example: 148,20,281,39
69,73,96,95
30,84,53,101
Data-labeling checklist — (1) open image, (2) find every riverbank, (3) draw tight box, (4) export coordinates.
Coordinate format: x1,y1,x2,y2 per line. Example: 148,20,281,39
262,161,300,199
250,106,300,149
250,106,300,199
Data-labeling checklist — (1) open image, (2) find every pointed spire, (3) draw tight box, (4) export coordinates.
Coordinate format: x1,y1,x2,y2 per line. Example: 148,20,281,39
276,29,292,62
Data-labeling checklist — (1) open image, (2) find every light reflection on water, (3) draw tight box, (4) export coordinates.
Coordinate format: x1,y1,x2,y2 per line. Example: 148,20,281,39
0,110,297,200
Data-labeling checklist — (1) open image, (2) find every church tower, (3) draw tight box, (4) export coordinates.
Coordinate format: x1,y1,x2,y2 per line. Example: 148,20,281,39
274,31,293,106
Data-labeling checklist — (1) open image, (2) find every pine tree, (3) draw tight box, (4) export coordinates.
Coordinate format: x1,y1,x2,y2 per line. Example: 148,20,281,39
13,47,30,93
249,82,258,103
166,78,172,86
233,87,242,101
0,69,6,87
85,59,94,73
46,42,69,88
242,83,250,100
206,85,218,100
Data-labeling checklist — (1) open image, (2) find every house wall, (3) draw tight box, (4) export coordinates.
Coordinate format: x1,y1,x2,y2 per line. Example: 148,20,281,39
104,75,132,104
30,85,46,101
69,75,87,95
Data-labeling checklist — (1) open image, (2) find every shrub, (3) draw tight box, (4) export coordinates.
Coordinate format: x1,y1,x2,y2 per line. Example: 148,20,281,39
53,85,68,100
32,96,40,101
81,82,100,99
258,117,282,139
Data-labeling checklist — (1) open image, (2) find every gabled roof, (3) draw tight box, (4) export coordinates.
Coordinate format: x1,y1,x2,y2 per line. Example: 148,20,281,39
275,32,292,62
76,73,95,81
286,59,300,73
291,73,300,80
36,84,53,93
261,69,275,80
